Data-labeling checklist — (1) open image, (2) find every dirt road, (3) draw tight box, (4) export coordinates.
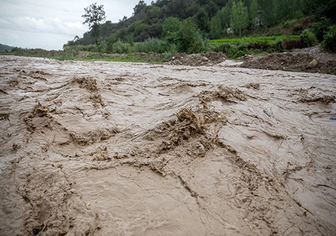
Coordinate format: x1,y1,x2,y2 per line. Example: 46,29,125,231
0,55,335,235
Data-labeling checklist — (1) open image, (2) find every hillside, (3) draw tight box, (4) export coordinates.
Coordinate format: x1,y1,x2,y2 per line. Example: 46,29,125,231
66,0,335,48
0,43,14,52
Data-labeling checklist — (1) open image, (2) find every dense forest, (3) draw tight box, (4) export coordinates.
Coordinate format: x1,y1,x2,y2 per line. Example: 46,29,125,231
65,0,336,53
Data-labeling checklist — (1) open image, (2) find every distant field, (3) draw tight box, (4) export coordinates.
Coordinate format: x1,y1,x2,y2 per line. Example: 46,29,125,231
210,35,300,44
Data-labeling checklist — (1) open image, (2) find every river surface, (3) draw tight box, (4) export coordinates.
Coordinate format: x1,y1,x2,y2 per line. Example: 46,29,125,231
0,56,335,235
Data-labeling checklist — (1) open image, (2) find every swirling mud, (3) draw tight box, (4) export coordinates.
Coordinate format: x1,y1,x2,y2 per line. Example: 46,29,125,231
0,55,335,235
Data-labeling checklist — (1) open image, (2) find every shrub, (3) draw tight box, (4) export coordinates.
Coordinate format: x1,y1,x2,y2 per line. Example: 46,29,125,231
134,38,167,53
63,46,71,51
227,46,239,58
87,45,97,52
322,25,336,52
97,43,106,53
143,38,163,53
176,18,207,54
11,47,21,52
106,35,118,53
313,17,332,42
111,41,131,54
76,45,87,51
55,51,76,61
212,43,245,59
77,45,97,52
237,41,248,51
163,52,172,61
166,43,177,53
162,17,181,42
213,43,231,54
300,29,318,47
247,42,269,50
268,40,285,52
233,50,245,58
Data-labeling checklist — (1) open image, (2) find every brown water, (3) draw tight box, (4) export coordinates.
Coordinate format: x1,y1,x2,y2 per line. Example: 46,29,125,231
0,55,335,235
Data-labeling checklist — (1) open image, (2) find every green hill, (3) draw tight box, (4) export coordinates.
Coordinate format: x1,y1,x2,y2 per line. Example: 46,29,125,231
65,0,335,54
0,43,14,52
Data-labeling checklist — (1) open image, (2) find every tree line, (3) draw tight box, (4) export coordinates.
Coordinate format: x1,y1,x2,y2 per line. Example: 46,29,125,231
66,0,335,52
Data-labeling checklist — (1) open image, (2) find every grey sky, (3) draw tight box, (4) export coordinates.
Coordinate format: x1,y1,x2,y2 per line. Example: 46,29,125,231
0,0,152,50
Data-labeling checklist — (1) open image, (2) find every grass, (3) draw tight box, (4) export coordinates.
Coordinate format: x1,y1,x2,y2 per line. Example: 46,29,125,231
74,53,164,64
106,56,147,63
210,35,299,44
95,54,147,63
1,33,303,62
1,49,164,64
50,52,76,61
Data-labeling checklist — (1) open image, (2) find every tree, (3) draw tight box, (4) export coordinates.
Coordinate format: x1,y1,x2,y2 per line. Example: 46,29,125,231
162,17,181,42
210,15,222,39
205,1,220,18
230,0,249,37
176,18,206,53
313,17,332,41
249,0,259,28
259,0,278,28
195,8,209,32
186,1,199,17
133,0,147,16
82,3,106,45
149,6,161,19
322,25,336,52
217,4,231,34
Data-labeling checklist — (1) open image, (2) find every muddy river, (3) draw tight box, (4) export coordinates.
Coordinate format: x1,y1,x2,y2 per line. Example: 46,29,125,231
0,55,335,235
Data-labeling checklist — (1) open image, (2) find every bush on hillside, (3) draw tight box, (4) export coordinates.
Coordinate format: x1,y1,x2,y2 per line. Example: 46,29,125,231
176,18,207,54
312,17,332,41
134,38,168,53
300,29,318,47
322,25,336,52
106,35,118,53
247,42,269,50
213,43,232,54
110,41,131,54
267,40,285,52
237,42,248,52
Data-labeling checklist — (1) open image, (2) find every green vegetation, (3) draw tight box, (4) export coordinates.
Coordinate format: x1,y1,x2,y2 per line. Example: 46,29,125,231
2,0,335,61
162,17,181,43
210,35,299,44
211,39,286,58
300,29,318,47
0,43,13,52
208,35,302,58
322,25,336,52
73,0,336,45
230,0,249,37
311,17,336,52
313,17,332,41
1,47,166,63
176,18,207,53
63,0,335,55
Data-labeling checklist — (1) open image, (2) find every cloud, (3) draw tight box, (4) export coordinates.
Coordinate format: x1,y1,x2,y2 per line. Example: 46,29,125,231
0,17,85,37
0,27,75,50
0,0,153,49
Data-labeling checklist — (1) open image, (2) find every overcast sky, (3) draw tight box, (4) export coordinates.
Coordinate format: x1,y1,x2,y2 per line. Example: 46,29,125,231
0,0,152,50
